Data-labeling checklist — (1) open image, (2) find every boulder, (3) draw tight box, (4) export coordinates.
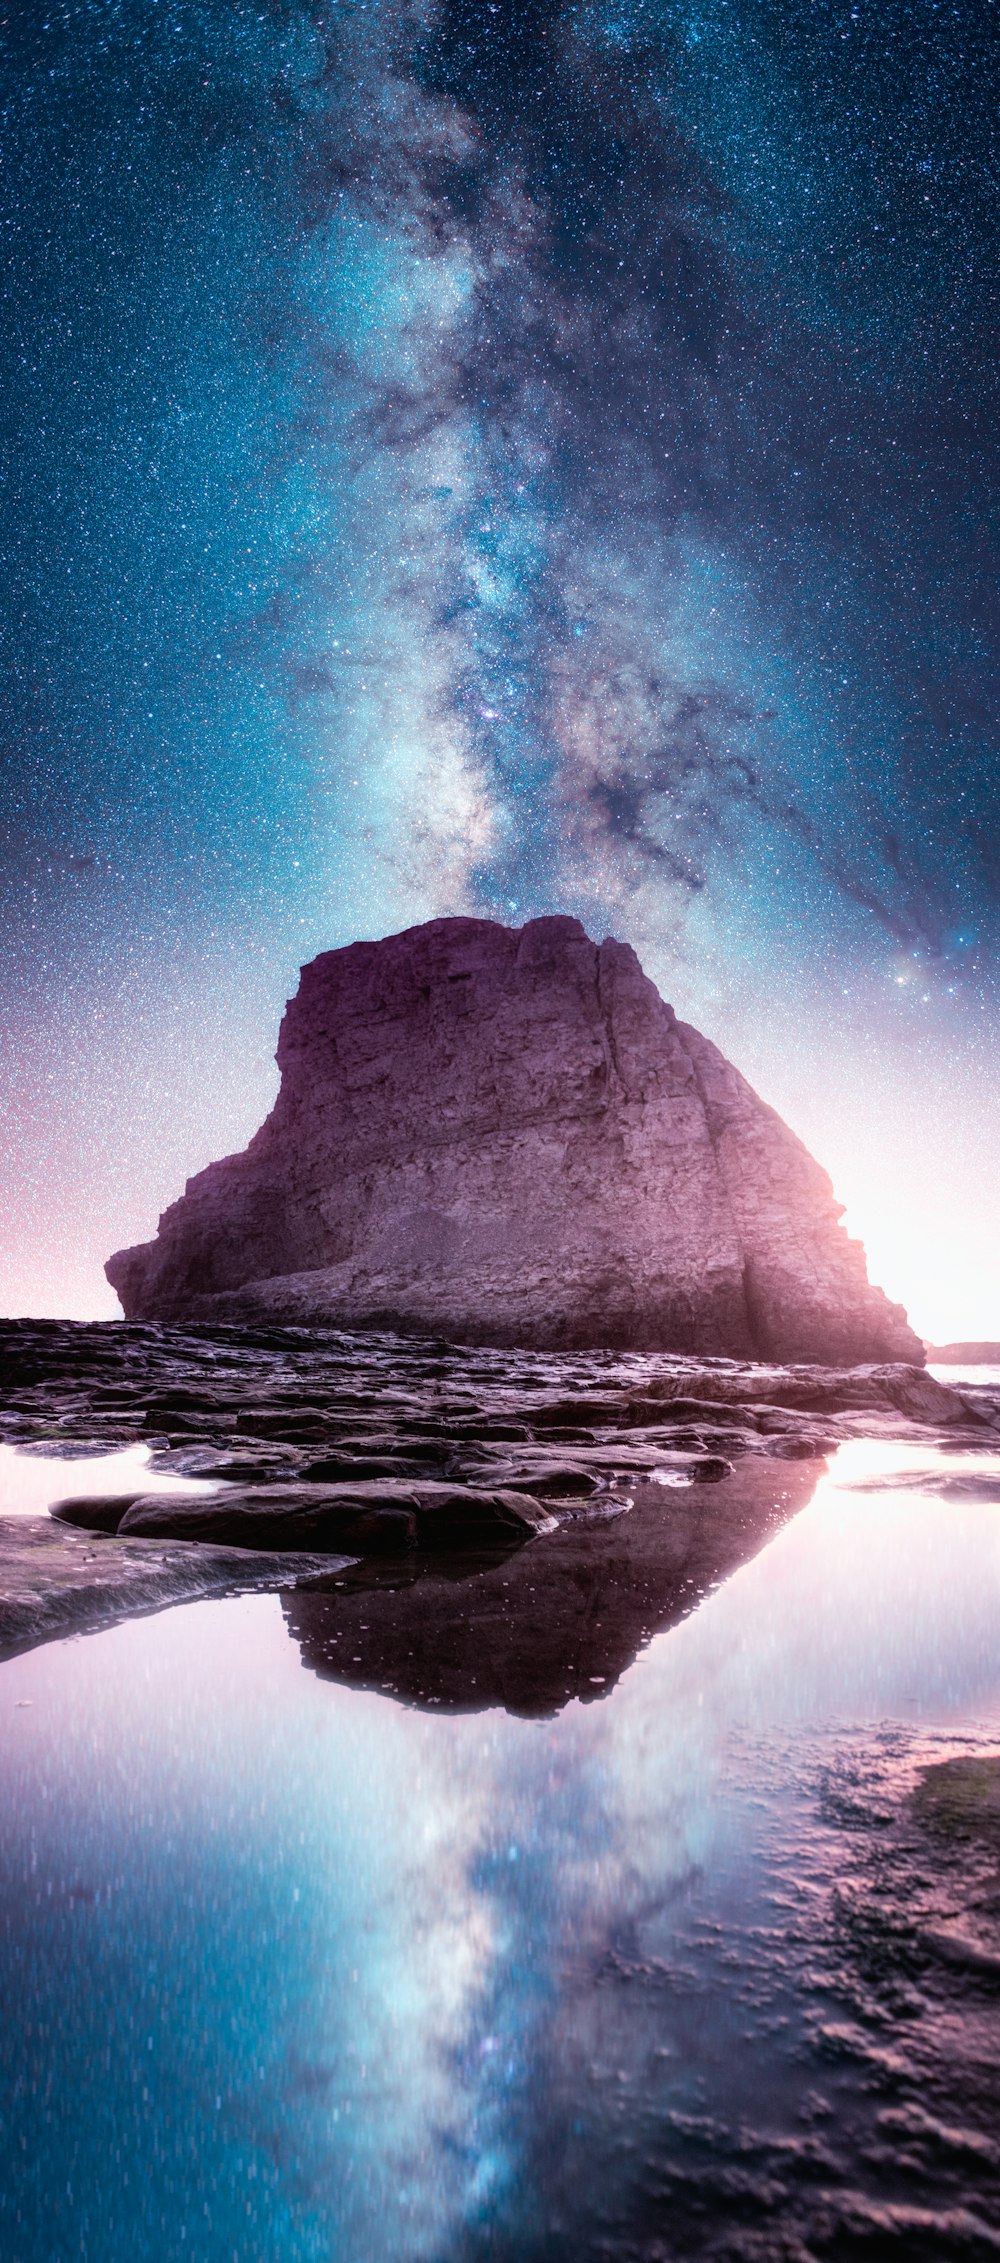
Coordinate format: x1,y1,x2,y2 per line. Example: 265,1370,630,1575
106,914,920,1363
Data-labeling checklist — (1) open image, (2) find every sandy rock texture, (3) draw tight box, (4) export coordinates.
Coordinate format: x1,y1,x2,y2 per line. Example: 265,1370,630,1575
106,917,918,1360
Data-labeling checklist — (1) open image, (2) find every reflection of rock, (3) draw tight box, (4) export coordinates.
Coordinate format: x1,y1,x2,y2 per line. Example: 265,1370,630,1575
106,916,920,1362
283,1455,821,1718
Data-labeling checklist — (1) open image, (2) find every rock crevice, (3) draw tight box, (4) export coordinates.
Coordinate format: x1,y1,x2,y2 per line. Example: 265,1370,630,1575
106,914,920,1362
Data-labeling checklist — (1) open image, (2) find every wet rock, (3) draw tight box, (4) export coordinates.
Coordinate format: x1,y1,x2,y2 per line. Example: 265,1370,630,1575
158,1444,307,1480
624,1394,744,1426
3,1323,994,1473
766,1434,834,1460
465,1443,733,1489
140,1407,238,1434
51,1493,149,1534
294,1454,431,1482
481,1463,603,1498
114,1479,554,1554
869,1365,983,1425
913,1754,1000,1849
933,1473,1000,1503
3,1320,998,1670
233,1411,341,1441
527,1397,632,1429
446,1418,534,1443
306,1433,449,1463
105,915,920,1362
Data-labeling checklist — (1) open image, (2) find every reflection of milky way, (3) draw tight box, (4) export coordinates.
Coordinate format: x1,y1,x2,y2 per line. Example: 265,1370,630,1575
4,1450,1000,2257
0,2,998,1325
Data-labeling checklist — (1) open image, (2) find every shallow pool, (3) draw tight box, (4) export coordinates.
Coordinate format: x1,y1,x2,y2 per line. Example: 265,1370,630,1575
3,1440,1000,2261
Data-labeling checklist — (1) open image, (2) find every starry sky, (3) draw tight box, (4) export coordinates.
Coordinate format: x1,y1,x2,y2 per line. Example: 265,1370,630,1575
1,0,998,1335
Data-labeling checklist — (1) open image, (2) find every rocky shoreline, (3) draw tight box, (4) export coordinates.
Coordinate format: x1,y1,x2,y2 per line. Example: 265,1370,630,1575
2,1318,998,1686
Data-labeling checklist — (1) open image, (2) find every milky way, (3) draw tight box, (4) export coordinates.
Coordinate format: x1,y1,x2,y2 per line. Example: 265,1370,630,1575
1,0,998,1329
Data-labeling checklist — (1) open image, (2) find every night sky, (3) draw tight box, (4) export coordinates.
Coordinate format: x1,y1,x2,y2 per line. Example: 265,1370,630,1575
1,0,998,1335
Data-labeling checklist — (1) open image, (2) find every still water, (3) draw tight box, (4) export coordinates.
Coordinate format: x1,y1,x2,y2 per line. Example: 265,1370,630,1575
0,1440,220,1516
3,1437,1000,2261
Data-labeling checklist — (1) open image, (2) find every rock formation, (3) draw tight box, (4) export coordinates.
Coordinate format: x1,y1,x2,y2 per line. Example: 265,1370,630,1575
926,1342,1000,1365
106,914,921,1362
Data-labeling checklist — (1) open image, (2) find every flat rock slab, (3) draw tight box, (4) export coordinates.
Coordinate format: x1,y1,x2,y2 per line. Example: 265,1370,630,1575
0,1514,345,1666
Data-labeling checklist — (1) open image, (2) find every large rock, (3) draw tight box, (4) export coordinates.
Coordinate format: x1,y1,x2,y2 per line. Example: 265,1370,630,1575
64,1481,556,1554
106,915,920,1362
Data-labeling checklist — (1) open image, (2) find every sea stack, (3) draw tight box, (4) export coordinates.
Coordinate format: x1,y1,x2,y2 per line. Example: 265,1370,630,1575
107,915,920,1362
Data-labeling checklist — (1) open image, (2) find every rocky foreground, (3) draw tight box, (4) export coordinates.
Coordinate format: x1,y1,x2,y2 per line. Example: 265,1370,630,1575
2,1318,998,1699
107,916,920,1362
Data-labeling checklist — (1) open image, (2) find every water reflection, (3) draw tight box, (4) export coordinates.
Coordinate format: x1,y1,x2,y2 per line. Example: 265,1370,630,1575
2,1441,1000,2261
285,1454,819,1716
0,1439,219,1516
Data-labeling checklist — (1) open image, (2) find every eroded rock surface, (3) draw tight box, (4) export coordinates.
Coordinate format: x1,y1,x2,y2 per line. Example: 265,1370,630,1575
2,1318,995,1484
107,915,920,1361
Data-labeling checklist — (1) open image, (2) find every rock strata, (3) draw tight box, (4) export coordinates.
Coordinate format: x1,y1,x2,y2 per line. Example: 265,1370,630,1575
106,915,919,1362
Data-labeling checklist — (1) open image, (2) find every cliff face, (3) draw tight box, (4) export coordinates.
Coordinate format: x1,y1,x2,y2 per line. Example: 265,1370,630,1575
106,914,921,1362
